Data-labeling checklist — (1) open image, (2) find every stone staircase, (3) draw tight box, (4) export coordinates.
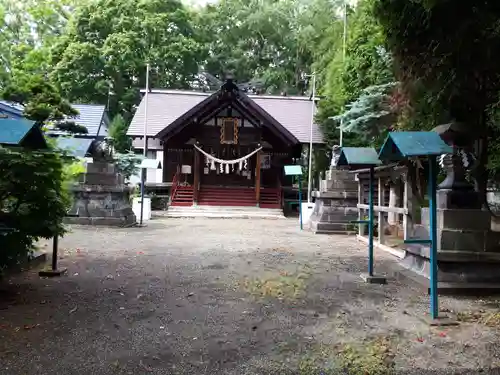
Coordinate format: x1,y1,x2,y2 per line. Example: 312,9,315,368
157,205,285,219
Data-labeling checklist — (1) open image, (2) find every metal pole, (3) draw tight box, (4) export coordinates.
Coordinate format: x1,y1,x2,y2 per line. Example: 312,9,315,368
368,166,374,276
307,73,316,203
299,176,303,230
139,63,150,226
428,155,439,319
339,1,348,147
52,235,58,271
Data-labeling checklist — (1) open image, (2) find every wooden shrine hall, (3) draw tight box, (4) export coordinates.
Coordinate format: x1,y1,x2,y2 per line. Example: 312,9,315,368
127,78,324,210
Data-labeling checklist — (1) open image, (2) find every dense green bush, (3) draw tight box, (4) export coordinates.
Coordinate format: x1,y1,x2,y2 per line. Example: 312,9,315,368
0,145,71,271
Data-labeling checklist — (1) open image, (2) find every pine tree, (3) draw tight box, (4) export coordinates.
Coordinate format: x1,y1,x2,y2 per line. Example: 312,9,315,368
109,114,131,153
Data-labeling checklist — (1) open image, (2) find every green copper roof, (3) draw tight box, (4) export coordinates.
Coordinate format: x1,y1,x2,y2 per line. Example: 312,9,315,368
284,165,303,176
0,118,37,145
337,147,381,166
379,131,452,161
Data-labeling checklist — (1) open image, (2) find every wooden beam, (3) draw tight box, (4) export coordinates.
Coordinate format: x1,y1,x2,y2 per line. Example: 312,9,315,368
193,146,200,203
377,177,385,245
255,150,261,206
357,204,408,214
162,142,168,183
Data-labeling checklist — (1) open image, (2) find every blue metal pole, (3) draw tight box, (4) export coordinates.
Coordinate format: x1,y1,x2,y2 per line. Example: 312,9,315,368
428,155,439,319
299,176,303,230
368,166,374,276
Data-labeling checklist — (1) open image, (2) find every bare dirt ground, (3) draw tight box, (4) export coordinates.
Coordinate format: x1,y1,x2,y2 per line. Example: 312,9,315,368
1,218,500,374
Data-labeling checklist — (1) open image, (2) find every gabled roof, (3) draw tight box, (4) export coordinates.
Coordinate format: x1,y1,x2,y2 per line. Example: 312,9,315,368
0,118,47,148
54,137,94,158
53,104,108,137
127,89,324,144
0,101,108,137
0,100,24,119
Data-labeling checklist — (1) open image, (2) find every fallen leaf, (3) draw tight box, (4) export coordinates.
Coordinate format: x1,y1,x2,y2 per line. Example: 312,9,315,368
139,360,152,372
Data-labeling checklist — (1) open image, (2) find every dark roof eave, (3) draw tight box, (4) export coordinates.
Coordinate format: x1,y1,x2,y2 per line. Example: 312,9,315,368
237,91,299,145
155,91,220,139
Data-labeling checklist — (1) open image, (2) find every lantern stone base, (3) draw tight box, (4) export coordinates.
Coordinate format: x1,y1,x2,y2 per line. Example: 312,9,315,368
65,162,136,227
309,169,358,234
400,207,500,293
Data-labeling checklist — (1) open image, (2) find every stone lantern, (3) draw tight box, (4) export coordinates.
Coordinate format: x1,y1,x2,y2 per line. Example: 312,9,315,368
433,122,480,209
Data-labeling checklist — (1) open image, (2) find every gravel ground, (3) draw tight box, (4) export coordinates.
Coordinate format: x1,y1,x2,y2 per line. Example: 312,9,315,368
1,218,500,374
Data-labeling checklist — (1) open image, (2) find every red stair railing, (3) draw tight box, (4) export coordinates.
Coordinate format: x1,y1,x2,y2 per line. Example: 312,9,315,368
170,165,180,205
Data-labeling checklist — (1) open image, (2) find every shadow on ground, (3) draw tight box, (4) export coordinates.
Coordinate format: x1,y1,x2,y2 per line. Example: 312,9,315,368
1,219,500,374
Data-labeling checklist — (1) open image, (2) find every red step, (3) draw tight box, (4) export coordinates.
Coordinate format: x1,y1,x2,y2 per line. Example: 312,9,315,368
171,185,194,206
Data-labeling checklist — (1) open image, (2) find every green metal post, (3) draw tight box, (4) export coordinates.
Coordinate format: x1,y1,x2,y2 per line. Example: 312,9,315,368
368,166,374,276
428,155,439,319
298,176,303,230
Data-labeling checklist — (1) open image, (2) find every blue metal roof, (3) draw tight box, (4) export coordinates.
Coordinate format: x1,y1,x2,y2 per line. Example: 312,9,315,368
0,100,24,119
0,118,37,145
55,137,93,157
338,147,381,166
379,131,452,161
0,101,108,137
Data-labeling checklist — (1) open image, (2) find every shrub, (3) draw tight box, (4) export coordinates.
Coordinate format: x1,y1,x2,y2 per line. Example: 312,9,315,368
0,145,70,271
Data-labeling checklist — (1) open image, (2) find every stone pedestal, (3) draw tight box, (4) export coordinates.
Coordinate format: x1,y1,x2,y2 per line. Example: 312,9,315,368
65,162,136,226
308,169,358,234
402,207,500,288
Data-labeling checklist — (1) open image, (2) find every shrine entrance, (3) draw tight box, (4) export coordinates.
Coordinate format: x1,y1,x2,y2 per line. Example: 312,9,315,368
197,144,258,187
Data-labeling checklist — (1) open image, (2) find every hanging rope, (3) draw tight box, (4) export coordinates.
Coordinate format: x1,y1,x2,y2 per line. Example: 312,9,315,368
193,144,262,165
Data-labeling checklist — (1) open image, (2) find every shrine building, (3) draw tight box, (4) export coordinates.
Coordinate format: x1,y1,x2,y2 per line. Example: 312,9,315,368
127,78,324,210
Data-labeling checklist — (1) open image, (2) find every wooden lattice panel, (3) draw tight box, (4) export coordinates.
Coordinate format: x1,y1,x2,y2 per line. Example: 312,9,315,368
220,118,238,144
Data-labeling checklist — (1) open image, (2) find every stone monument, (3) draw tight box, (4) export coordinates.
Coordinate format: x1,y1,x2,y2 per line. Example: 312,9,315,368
65,140,136,226
402,122,500,290
308,145,358,234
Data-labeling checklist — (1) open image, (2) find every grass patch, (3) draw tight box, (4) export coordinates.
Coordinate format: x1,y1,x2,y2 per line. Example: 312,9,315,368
457,310,500,327
294,336,395,375
240,265,312,301
336,336,395,375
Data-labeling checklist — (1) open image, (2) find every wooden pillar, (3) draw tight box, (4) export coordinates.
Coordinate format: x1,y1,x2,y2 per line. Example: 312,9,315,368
403,173,415,240
162,142,168,183
193,147,200,204
255,150,261,206
357,173,364,236
378,177,385,245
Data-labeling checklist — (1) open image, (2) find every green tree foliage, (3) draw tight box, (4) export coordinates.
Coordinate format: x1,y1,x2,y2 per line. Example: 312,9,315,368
0,146,71,271
50,0,202,119
109,114,131,153
196,0,342,94
1,74,83,132
373,0,500,200
316,0,394,146
0,0,75,87
114,152,142,182
332,81,399,143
